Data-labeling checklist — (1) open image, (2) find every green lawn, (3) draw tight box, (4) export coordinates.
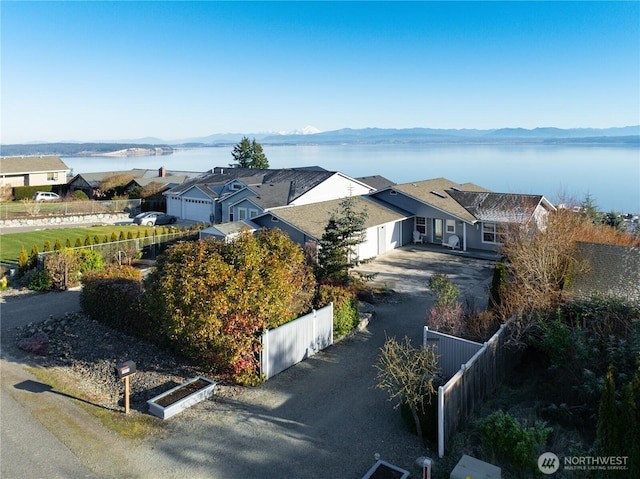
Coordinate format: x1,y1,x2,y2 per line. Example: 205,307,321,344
0,225,160,265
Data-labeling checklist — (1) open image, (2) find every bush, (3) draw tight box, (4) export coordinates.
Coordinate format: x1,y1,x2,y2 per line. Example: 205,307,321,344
145,229,315,384
71,190,89,200
477,410,552,473
428,273,459,305
43,249,81,290
314,284,359,338
25,269,53,291
80,266,149,337
426,301,465,335
75,249,104,273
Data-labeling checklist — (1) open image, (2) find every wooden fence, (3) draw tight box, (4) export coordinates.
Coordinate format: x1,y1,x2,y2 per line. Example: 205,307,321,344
436,321,519,457
260,303,333,380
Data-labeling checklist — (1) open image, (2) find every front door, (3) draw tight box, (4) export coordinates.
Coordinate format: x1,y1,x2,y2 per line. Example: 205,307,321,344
433,219,443,243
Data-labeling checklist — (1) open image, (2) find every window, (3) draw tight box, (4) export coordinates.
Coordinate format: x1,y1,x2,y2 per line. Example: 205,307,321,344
238,208,247,220
47,172,58,181
482,222,507,244
232,183,242,190
415,217,426,234
249,209,259,218
446,219,456,233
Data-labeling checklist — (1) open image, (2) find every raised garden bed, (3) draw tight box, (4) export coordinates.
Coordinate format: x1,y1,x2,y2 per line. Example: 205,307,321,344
361,460,410,479
147,376,216,419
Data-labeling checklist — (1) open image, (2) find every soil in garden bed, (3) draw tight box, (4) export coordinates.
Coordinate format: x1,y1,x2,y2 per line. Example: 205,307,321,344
369,463,406,479
153,379,212,407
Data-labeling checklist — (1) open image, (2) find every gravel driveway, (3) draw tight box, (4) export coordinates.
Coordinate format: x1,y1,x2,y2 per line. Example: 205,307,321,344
144,247,495,479
2,247,495,479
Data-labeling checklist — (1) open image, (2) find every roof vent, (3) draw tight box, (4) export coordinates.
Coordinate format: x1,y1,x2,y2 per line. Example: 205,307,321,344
430,190,447,199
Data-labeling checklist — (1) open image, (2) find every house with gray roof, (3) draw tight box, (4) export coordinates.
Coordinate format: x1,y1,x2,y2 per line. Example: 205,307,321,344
0,156,70,188
252,196,413,260
165,166,376,224
371,178,555,253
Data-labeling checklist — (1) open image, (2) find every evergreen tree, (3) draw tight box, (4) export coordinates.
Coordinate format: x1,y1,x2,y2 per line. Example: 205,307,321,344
316,196,368,284
622,363,640,476
65,237,72,248
18,245,29,275
29,244,39,269
230,137,269,168
74,237,82,248
596,366,620,457
54,238,62,251
85,234,92,246
43,240,52,252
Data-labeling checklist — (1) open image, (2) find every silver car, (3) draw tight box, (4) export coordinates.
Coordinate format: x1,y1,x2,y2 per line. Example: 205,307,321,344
133,211,177,226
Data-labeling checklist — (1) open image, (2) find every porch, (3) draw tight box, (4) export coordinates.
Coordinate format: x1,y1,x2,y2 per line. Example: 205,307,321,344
406,241,502,262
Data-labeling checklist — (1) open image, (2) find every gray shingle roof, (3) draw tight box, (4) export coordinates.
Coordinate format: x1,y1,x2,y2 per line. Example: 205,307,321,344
356,175,396,190
447,190,547,223
167,167,337,206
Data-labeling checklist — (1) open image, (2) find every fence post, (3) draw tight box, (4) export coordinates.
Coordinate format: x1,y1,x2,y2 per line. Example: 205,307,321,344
423,326,428,348
438,385,445,458
312,309,317,353
261,329,269,380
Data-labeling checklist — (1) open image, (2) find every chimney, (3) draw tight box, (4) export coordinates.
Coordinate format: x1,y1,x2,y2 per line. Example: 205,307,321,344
159,166,166,177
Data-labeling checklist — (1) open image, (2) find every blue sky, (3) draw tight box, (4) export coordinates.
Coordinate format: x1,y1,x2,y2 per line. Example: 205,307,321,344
2,1,639,143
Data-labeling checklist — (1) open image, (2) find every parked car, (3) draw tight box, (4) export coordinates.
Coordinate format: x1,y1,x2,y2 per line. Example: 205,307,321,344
133,211,177,226
32,191,61,201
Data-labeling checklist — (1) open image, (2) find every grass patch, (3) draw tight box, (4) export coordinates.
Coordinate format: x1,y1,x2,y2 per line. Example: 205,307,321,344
25,365,166,441
0,225,156,264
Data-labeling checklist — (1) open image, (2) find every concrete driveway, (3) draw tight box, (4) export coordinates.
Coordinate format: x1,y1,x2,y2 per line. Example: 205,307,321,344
355,246,496,308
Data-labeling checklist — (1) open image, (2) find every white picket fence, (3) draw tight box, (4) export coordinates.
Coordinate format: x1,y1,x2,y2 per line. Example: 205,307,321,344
260,303,334,380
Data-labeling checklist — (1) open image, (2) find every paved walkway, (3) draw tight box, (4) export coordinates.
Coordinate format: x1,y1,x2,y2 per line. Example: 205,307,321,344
0,247,495,478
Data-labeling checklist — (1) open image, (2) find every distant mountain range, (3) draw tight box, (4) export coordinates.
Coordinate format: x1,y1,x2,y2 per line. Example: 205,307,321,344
2,126,638,156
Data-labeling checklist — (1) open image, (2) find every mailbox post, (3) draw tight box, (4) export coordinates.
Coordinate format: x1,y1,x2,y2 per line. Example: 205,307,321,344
115,360,136,414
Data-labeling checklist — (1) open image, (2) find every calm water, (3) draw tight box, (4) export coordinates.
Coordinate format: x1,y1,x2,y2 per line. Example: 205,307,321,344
63,144,640,213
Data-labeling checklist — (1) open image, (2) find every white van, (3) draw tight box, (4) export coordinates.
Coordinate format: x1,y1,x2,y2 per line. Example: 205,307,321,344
32,191,61,201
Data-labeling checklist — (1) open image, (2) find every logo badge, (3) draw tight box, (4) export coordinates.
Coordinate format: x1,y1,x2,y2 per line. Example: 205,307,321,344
538,452,560,474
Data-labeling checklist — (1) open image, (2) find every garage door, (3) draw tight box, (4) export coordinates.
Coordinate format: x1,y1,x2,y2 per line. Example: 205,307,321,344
183,198,212,223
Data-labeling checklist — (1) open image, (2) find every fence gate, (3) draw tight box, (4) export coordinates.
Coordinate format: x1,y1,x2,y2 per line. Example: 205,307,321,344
260,303,333,380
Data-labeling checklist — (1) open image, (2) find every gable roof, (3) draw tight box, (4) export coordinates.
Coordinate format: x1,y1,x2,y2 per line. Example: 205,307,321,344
391,178,490,222
0,156,70,174
447,190,554,223
166,167,358,208
265,196,411,240
356,175,396,190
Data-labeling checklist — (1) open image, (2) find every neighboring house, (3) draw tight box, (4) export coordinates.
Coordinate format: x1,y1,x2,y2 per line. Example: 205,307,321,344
0,156,70,188
356,175,396,191
165,166,376,224
252,196,413,260
68,167,199,199
568,242,640,301
199,220,261,242
371,178,555,253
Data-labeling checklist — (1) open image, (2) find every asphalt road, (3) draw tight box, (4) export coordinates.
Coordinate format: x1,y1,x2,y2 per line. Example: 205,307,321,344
1,289,94,479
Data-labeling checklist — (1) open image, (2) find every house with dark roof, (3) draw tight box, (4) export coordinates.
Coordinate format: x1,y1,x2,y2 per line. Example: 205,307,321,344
370,178,555,253
164,166,376,224
0,156,70,188
68,167,200,199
